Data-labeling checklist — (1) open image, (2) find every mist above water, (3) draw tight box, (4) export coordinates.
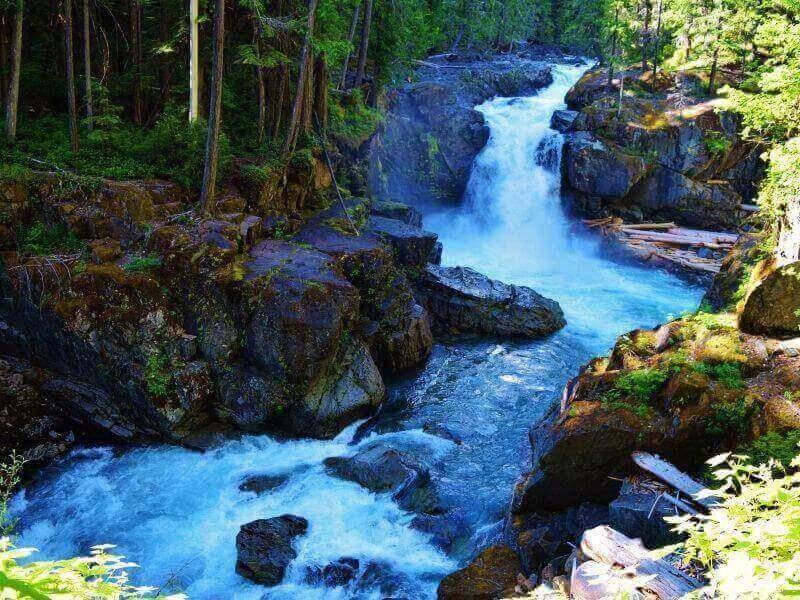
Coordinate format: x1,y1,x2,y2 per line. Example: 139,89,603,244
12,61,703,600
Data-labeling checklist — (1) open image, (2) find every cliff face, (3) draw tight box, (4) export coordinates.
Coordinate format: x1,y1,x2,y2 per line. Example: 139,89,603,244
557,67,765,231
371,47,571,207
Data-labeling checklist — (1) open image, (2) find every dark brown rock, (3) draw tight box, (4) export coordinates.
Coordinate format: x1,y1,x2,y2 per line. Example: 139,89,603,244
235,515,308,585
437,545,522,600
416,265,566,338
739,261,800,337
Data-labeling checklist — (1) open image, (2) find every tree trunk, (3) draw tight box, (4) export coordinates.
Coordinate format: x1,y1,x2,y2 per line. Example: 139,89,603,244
64,0,79,152
339,0,361,89
283,0,318,155
154,0,173,121
313,52,328,131
651,0,663,84
617,71,625,118
252,21,266,145
707,15,723,96
641,0,651,72
4,0,23,143
607,4,619,89
189,0,200,122
199,0,226,213
353,0,372,88
82,0,93,130
130,0,142,125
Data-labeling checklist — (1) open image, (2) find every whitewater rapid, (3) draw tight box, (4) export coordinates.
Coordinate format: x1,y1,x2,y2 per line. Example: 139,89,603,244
11,62,702,599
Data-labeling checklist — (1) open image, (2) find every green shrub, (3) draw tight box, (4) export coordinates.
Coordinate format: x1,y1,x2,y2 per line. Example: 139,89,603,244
704,131,732,156
692,361,746,389
739,430,800,469
666,452,800,598
18,221,84,256
707,396,752,437
329,89,383,148
124,254,162,273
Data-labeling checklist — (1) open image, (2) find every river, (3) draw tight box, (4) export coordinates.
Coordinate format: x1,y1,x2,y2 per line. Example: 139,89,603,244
11,61,703,599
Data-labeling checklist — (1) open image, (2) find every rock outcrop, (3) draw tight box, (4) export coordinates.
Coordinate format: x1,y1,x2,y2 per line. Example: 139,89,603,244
436,544,522,600
235,515,309,585
0,174,438,461
373,49,557,206
739,261,800,337
415,265,566,338
560,67,764,230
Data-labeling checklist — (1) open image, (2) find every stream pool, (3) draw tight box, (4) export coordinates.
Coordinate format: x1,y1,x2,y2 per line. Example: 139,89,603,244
11,61,703,599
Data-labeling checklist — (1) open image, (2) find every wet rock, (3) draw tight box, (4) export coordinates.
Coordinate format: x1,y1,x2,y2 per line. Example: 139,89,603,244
550,110,578,133
437,544,522,600
367,216,439,268
239,473,290,495
323,557,360,586
739,261,800,337
423,422,463,444
416,265,566,338
561,132,648,200
324,446,440,513
369,199,423,227
235,515,308,586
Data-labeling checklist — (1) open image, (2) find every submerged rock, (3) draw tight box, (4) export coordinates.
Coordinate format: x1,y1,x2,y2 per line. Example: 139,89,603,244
235,515,308,585
436,544,522,600
324,446,441,514
416,265,566,338
239,473,290,495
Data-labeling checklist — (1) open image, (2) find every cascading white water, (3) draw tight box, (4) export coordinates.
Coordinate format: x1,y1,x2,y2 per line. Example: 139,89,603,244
11,61,703,600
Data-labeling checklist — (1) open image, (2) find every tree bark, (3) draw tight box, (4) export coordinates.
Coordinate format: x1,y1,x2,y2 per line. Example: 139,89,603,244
252,20,266,145
339,0,361,89
313,52,328,130
4,0,23,143
189,0,200,122
130,0,142,125
608,4,619,89
651,0,663,84
641,0,651,72
353,0,372,88
707,15,723,96
199,0,226,213
64,0,79,152
283,0,318,155
82,0,93,130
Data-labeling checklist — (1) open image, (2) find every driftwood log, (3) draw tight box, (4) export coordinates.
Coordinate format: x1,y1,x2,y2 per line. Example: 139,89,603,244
632,451,720,510
579,526,701,599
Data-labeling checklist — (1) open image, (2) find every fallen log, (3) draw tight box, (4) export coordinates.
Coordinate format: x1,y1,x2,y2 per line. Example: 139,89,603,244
632,451,720,510
667,227,738,244
625,231,732,249
581,526,702,599
619,222,676,231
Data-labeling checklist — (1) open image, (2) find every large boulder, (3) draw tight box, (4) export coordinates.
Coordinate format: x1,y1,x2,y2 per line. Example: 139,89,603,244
235,515,309,586
367,216,439,268
739,261,800,337
416,265,565,338
324,446,440,514
437,545,522,600
550,110,579,133
561,132,648,200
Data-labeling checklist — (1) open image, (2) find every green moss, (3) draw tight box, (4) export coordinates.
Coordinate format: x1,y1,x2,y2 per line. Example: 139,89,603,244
329,89,383,147
704,131,733,156
706,396,753,437
144,350,171,397
692,361,746,389
18,221,84,256
613,368,669,403
124,254,162,272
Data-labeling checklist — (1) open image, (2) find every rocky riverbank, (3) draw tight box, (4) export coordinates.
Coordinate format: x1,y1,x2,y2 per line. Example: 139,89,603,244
556,66,764,231
0,154,565,467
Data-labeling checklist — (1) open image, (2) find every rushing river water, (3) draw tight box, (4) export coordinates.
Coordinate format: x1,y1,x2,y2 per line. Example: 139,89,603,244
11,62,703,599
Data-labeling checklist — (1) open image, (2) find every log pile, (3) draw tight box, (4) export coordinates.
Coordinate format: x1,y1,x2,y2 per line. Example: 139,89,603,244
583,217,739,277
